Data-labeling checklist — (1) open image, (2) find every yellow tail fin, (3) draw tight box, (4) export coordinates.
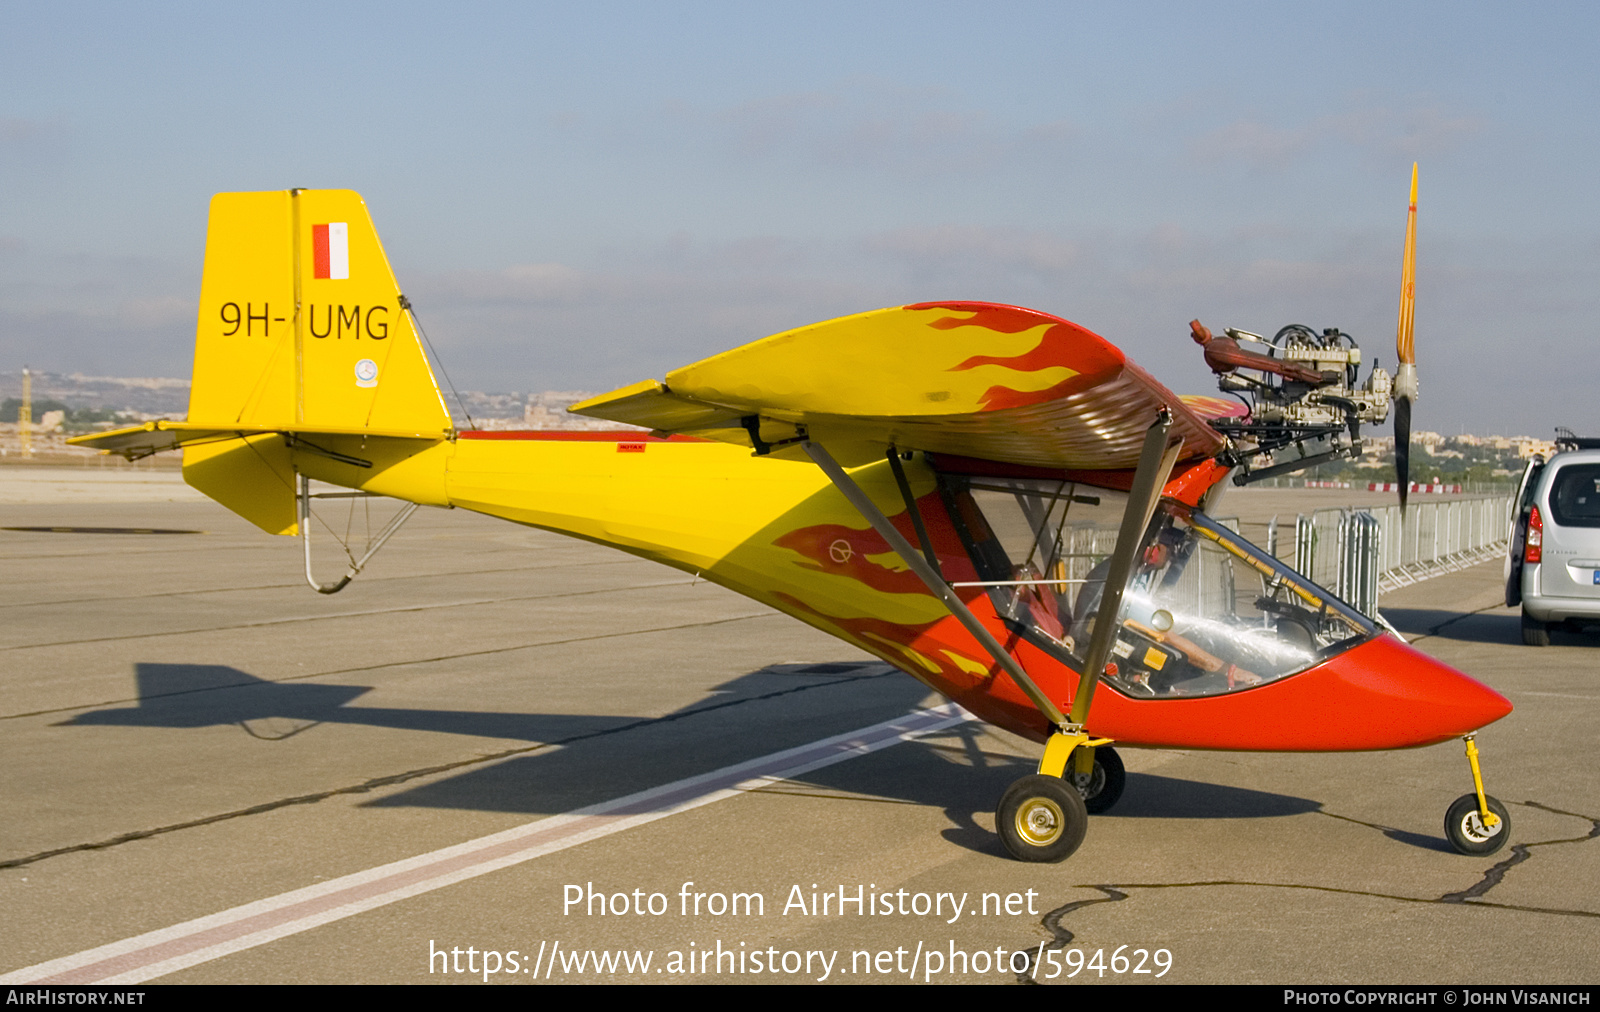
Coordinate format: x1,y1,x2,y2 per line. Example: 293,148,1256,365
191,189,451,434
73,190,455,534
183,190,453,533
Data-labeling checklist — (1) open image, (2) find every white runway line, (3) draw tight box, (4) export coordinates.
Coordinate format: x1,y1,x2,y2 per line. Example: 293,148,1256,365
1,703,972,985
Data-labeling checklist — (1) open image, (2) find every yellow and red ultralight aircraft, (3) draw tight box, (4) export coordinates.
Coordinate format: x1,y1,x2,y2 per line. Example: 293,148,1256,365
74,187,1511,863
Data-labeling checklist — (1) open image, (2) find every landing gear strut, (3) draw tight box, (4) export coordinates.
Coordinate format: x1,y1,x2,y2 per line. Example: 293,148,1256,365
1446,734,1510,855
996,732,1119,862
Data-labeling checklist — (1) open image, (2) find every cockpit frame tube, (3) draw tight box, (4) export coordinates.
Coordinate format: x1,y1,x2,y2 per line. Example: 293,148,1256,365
1069,411,1182,726
886,446,942,578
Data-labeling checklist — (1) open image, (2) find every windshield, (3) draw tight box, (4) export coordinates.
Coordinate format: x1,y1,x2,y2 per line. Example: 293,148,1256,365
1098,503,1376,697
941,479,1378,699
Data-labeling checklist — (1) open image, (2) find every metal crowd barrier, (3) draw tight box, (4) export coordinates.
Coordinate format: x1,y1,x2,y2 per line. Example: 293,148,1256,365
1060,498,1510,621
1366,496,1514,591
1272,495,1514,617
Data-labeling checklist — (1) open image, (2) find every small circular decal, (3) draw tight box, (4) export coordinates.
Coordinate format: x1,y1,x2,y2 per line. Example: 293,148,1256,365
828,539,854,564
354,358,379,387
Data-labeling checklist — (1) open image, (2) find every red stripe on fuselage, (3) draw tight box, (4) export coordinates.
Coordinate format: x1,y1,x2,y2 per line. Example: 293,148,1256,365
455,430,707,442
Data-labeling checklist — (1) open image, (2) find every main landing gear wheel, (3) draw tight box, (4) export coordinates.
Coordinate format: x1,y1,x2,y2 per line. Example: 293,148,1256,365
1445,793,1511,855
997,774,1088,863
1068,745,1126,814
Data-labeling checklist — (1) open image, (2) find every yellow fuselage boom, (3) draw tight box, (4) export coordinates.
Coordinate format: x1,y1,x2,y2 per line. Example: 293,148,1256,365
280,432,1031,720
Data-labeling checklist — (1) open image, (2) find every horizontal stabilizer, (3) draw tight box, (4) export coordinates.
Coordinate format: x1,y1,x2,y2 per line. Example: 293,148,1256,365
70,420,444,460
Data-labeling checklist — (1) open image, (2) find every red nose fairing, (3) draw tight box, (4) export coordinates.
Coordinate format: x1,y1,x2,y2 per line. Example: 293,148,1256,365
1082,634,1512,751
931,487,1512,751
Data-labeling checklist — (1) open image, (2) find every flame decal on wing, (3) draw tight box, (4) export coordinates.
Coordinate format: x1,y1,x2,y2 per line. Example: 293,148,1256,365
913,302,1125,411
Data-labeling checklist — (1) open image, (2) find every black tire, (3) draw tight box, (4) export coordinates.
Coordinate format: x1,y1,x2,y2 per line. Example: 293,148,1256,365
1068,745,1126,814
997,774,1089,863
1444,793,1511,855
1521,609,1550,647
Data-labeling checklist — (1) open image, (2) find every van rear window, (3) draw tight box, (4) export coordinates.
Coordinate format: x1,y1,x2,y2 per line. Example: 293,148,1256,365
1549,464,1600,528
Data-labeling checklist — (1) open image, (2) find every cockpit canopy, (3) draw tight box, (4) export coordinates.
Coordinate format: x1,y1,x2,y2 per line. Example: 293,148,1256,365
941,476,1377,699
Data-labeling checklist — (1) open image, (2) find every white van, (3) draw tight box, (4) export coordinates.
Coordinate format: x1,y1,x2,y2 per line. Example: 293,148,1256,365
1506,434,1600,645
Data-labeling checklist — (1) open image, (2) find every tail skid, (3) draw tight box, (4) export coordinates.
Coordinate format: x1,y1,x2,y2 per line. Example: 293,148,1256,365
298,475,420,593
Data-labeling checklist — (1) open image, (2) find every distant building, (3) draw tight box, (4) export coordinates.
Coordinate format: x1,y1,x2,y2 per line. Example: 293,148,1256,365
523,391,643,431
1511,437,1556,458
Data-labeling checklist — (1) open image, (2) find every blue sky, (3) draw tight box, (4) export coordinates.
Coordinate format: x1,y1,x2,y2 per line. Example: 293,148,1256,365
3,1,1597,434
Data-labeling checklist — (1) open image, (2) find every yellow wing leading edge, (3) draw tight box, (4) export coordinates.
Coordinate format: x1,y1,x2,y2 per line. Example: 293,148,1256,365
572,301,1224,469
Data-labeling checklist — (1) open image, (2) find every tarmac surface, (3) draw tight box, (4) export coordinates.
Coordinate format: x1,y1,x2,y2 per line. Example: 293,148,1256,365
1,468,1595,985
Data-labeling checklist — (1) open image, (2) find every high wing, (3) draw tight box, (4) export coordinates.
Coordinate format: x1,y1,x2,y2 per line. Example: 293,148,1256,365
571,301,1226,468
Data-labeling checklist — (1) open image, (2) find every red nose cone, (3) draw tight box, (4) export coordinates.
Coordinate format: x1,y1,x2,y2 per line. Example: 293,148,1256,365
1311,634,1512,749
1023,632,1514,752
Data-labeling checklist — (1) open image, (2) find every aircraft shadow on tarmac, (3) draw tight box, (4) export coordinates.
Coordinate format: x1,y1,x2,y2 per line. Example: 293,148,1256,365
63,661,684,741
734,733,1323,857
64,662,1324,849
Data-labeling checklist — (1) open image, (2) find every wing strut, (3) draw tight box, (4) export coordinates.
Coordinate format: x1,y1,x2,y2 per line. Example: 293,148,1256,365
299,473,420,594
1070,410,1182,725
802,440,1070,730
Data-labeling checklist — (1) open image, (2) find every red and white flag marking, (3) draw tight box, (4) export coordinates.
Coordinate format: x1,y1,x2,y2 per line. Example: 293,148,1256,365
312,222,349,280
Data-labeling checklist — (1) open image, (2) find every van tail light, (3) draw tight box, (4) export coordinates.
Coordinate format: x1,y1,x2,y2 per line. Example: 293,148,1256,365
1525,506,1543,563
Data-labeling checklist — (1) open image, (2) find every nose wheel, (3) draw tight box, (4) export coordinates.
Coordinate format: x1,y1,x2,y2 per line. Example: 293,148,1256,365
1445,793,1510,854
1446,734,1510,855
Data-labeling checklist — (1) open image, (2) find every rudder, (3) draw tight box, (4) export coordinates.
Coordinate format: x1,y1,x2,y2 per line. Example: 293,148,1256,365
182,190,453,534
189,189,452,435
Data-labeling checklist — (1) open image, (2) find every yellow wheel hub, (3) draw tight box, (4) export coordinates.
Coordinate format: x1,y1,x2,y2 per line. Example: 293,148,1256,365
1015,797,1065,846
